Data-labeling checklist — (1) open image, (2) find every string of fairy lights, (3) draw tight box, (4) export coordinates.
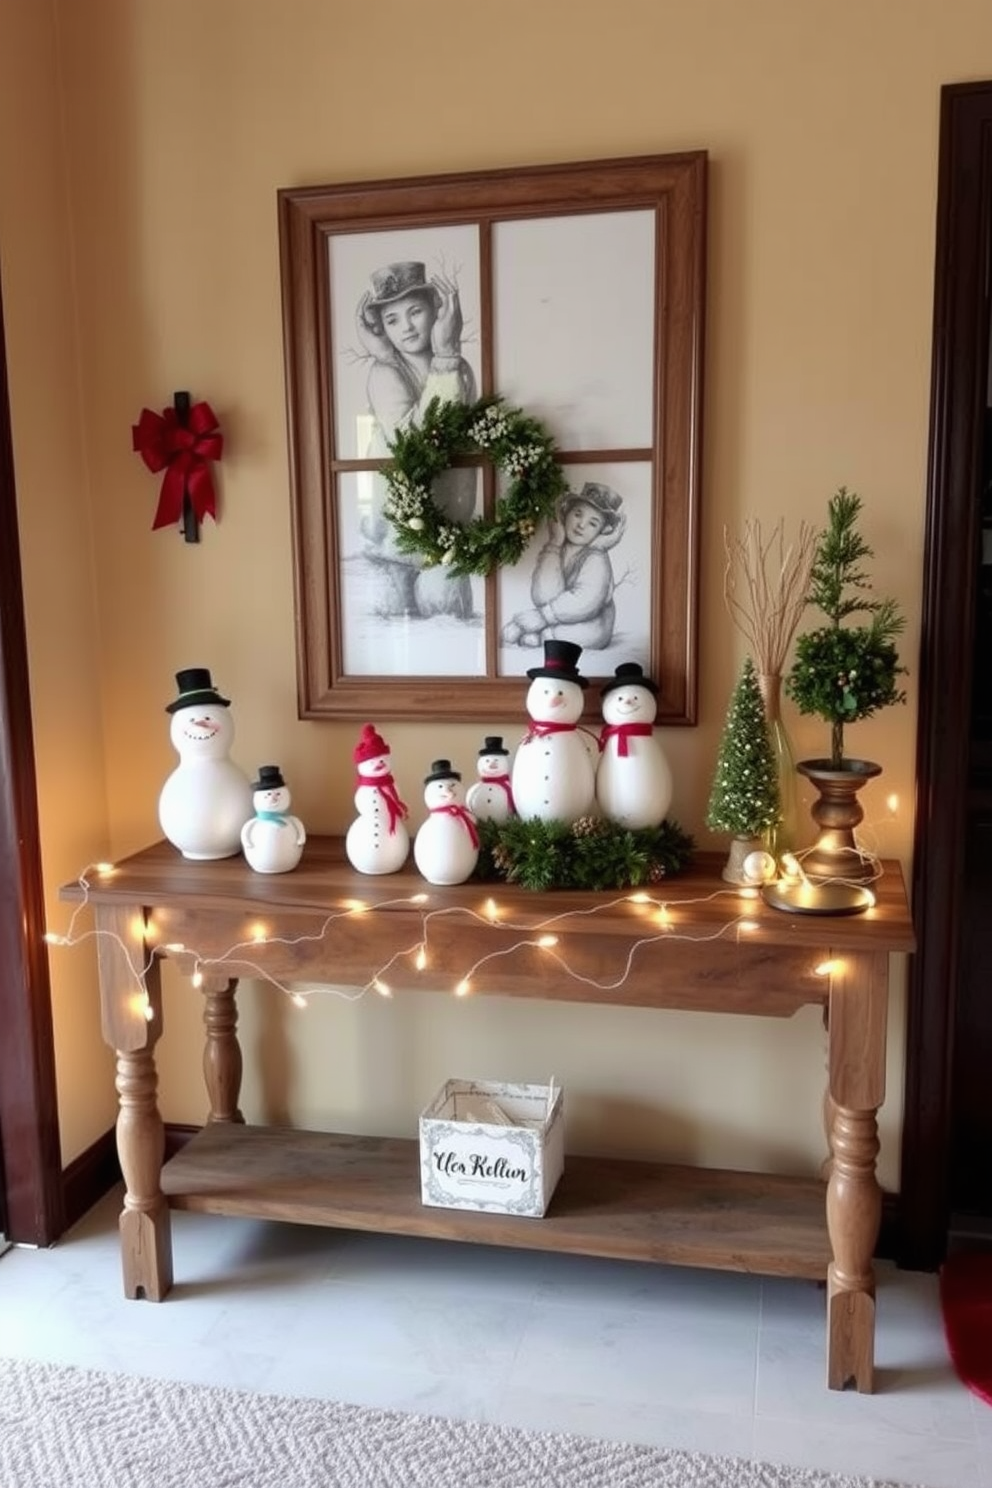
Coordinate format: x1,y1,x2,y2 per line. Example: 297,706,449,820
43,793,900,1019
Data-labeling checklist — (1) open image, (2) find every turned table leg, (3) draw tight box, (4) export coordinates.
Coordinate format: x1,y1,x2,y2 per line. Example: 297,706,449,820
825,951,888,1391
201,975,244,1123
96,905,173,1300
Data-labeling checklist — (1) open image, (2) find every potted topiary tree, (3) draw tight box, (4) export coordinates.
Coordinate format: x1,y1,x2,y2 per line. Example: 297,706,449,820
785,488,907,889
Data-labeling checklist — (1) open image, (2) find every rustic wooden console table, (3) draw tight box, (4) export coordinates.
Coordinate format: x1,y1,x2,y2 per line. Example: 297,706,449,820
63,838,915,1392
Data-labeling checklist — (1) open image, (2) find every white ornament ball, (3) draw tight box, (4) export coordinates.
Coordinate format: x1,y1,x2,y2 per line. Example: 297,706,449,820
742,849,777,885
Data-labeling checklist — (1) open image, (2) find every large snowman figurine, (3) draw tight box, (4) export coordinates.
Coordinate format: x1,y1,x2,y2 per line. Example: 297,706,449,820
241,765,307,874
596,662,673,829
511,640,596,824
465,736,515,823
158,668,254,860
345,724,410,875
414,760,479,886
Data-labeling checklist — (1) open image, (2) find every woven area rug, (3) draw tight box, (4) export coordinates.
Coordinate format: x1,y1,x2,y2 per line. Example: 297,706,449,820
0,1357,916,1488
940,1250,992,1407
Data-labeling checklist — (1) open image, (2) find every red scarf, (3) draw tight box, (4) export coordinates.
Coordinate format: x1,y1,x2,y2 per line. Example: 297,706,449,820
355,773,408,834
522,720,576,744
599,723,654,757
485,773,516,813
430,804,480,848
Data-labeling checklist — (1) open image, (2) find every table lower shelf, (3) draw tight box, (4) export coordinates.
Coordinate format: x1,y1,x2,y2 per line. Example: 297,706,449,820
161,1123,832,1280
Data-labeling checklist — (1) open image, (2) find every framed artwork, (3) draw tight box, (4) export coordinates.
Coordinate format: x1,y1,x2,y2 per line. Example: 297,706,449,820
278,151,706,723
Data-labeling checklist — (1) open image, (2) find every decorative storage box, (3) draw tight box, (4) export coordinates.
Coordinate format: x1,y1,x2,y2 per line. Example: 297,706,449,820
419,1078,564,1218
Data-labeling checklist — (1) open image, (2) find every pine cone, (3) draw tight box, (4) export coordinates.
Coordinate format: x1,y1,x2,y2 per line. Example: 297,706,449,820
648,861,668,883
571,815,599,838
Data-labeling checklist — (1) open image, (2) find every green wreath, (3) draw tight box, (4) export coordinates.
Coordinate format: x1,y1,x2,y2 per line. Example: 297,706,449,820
382,395,569,578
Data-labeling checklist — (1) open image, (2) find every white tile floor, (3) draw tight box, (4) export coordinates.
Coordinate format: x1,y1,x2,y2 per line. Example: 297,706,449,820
0,1186,989,1488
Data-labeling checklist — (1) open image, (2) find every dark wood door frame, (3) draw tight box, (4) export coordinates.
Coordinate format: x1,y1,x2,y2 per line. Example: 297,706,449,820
899,80,992,1270
0,271,65,1245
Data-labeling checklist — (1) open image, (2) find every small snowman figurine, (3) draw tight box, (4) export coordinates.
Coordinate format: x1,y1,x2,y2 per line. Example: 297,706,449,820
596,662,673,829
414,759,479,886
511,639,596,824
158,668,254,860
465,736,515,823
240,765,306,874
346,724,410,875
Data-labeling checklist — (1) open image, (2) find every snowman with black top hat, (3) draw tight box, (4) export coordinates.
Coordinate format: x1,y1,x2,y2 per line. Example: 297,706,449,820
511,639,597,824
241,765,307,874
158,668,254,860
596,662,673,829
414,759,479,885
465,736,516,823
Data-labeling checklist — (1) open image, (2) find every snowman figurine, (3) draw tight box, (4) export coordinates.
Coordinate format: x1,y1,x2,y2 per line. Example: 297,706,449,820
414,760,479,886
511,639,596,824
345,724,410,875
596,662,673,829
465,736,515,823
158,668,254,860
240,765,306,874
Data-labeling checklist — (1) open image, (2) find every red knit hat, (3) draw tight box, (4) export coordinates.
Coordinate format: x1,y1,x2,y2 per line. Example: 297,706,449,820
354,723,390,765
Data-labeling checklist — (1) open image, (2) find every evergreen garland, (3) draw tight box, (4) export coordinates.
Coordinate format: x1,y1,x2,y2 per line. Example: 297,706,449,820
475,815,694,893
382,396,569,577
706,656,782,837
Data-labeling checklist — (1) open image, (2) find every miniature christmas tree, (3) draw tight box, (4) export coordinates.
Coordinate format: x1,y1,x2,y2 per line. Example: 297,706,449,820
706,656,782,843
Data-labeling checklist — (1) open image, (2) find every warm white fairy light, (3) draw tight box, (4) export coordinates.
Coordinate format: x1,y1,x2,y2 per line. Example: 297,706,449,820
815,959,842,977
46,859,889,1015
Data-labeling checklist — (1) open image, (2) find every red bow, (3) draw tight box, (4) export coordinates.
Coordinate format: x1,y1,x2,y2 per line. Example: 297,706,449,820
132,401,223,530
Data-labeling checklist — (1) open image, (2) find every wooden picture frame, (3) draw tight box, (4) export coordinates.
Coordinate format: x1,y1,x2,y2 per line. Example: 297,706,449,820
278,152,706,723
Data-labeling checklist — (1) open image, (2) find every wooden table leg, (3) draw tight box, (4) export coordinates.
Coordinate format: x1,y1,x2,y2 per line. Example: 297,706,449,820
96,905,173,1300
825,950,888,1391
201,975,244,1124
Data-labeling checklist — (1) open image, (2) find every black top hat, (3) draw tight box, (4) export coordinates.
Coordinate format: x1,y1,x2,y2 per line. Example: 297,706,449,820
526,638,588,688
478,736,509,756
599,662,659,699
424,759,461,784
251,765,286,791
166,667,231,713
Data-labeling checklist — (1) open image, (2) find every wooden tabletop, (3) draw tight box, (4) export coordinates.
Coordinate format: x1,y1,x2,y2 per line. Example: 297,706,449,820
61,837,916,956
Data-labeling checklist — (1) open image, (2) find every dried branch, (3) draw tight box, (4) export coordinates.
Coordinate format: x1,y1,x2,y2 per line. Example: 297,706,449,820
723,518,818,677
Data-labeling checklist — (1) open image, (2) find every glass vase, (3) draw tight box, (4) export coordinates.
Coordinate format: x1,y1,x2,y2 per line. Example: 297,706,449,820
758,672,799,857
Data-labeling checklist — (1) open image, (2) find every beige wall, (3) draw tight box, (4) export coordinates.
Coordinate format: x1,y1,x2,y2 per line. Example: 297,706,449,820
5,0,991,1184
0,0,116,1161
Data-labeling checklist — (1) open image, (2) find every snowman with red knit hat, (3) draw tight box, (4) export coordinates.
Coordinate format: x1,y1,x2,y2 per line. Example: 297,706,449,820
346,724,410,875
